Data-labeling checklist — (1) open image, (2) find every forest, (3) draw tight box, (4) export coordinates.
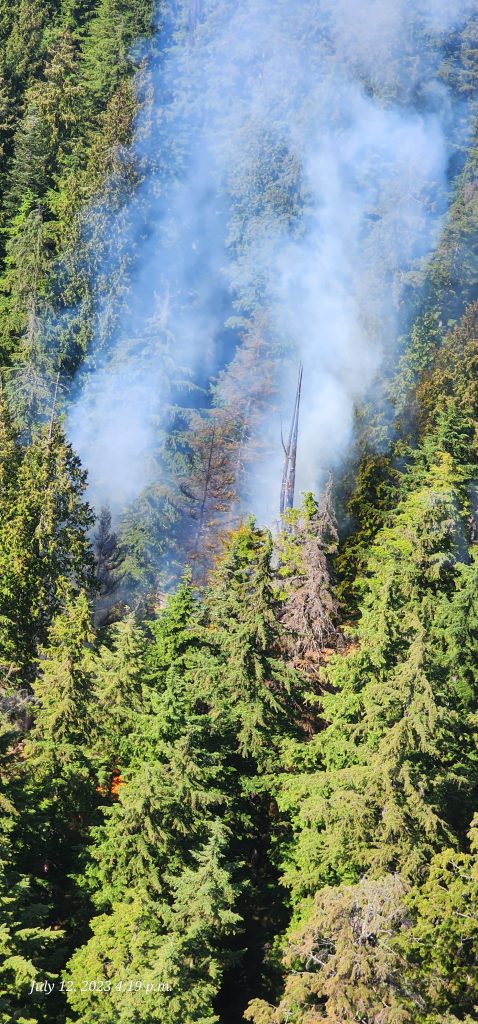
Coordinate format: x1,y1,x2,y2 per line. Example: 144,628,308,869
3,0,478,1022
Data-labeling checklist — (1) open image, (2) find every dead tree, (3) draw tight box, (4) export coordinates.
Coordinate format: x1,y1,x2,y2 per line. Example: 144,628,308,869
214,313,279,524
277,479,340,673
177,409,238,582
280,363,303,516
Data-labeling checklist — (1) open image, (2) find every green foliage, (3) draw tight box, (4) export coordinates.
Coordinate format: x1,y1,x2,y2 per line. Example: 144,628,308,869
246,875,412,1024
62,567,242,1021
0,0,154,392
401,817,478,1022
277,453,478,904
0,715,62,1024
18,587,98,897
65,822,241,1024
2,4,478,1023
28,587,95,769
196,519,307,766
0,422,95,678
243,282,478,1022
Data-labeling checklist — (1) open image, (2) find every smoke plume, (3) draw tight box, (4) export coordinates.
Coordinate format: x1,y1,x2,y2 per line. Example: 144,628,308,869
66,0,477,524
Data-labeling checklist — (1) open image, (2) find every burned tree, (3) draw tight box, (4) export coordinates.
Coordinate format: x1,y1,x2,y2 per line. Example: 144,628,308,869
174,408,239,582
280,363,303,516
214,313,279,521
276,479,340,673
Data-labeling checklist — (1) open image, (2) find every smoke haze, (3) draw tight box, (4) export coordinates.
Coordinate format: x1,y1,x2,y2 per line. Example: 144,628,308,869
66,0,477,523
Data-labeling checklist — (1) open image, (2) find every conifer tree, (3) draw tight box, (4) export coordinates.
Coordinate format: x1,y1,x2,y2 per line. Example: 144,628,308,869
0,385,21,676
174,408,240,582
76,582,226,904
3,0,56,92
197,519,306,766
92,507,124,626
0,712,62,1024
0,380,19,492
80,0,153,115
9,586,98,1009
276,483,339,675
3,103,52,214
67,820,241,1024
64,748,231,1019
248,440,478,1024
402,814,478,1022
63,579,234,1020
0,589,96,1022
34,29,85,165
0,423,95,678
246,874,411,1024
277,453,478,902
153,820,243,1024
146,574,204,742
212,313,279,512
92,614,145,775
0,194,53,375
28,587,94,771
0,3,478,1020
0,72,15,190
20,587,97,874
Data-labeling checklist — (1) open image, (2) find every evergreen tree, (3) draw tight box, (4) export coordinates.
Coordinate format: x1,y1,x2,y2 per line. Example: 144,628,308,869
3,102,52,215
246,874,411,1024
402,815,478,1022
3,0,58,91
62,579,233,1020
91,614,145,775
27,587,95,774
92,507,124,626
80,0,154,115
34,29,85,165
197,519,306,766
172,408,240,582
0,194,53,374
0,422,95,678
1,2,478,1020
212,313,279,514
0,713,61,1024
19,588,97,887
0,588,96,1022
65,821,242,1024
277,453,478,904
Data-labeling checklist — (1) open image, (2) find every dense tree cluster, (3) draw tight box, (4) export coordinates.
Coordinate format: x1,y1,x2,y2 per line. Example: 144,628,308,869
3,1,478,1024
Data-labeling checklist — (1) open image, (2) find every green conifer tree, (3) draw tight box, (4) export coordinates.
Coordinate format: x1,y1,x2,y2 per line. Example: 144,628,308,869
0,713,62,1024
402,814,478,1022
278,454,476,901
20,587,97,880
0,423,95,678
246,874,411,1024
92,614,145,776
197,519,306,766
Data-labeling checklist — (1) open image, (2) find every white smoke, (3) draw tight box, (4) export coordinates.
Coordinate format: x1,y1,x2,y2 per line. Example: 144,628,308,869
66,0,476,522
